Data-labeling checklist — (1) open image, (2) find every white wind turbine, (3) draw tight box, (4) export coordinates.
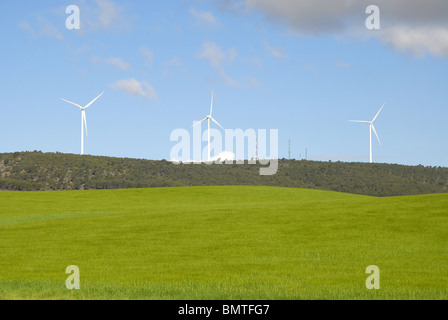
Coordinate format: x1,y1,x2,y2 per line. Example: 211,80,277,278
193,91,225,162
60,92,104,155
349,103,385,163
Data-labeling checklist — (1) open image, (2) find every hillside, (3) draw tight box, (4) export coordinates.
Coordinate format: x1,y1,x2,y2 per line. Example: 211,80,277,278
1,187,447,299
0,151,447,196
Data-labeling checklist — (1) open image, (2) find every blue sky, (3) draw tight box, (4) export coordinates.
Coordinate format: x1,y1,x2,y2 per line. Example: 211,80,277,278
0,0,447,166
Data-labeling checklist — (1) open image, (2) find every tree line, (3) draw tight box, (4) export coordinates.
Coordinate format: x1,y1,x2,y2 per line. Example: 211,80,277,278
0,151,447,197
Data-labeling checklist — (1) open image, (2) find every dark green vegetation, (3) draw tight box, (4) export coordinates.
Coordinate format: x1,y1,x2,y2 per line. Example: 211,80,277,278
0,186,447,300
1,151,447,196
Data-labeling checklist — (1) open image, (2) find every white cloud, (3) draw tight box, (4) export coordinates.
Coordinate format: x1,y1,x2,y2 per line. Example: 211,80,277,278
74,0,130,34
37,15,64,39
227,0,360,33
378,26,448,57
91,56,131,71
74,44,91,55
238,0,448,33
270,49,288,59
106,57,130,71
190,8,219,26
140,47,154,68
221,0,448,57
264,42,288,59
18,21,35,37
110,78,157,101
19,15,63,40
219,71,241,87
335,61,351,68
96,0,120,29
166,57,181,66
198,42,237,68
248,76,262,88
198,42,240,86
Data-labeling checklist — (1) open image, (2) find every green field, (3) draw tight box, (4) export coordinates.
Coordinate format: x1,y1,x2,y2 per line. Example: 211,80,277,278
0,186,447,300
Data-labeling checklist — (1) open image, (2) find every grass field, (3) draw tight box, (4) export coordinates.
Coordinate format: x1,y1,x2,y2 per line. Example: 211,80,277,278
0,186,447,300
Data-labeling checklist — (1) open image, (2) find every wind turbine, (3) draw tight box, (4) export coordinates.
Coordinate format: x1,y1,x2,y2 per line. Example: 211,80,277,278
193,91,225,162
349,103,385,163
60,92,104,155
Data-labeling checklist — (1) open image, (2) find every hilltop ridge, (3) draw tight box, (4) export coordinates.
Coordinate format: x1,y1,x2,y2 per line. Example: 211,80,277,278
1,151,447,196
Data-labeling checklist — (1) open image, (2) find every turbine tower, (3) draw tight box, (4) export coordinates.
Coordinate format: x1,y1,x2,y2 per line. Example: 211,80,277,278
289,139,291,159
193,91,225,162
349,103,385,163
61,92,104,155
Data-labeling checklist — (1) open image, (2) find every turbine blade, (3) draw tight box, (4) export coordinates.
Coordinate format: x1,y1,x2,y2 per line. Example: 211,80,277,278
191,117,208,127
349,120,370,123
61,98,83,110
372,103,385,122
83,111,88,137
372,124,381,145
210,91,214,116
211,117,224,130
84,92,104,109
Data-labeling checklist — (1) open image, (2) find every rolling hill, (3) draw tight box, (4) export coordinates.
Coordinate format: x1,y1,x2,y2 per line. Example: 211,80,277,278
0,186,447,299
1,151,447,196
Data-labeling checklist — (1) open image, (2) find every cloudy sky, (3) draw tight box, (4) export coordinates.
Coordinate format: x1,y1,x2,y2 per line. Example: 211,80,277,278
0,0,447,165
